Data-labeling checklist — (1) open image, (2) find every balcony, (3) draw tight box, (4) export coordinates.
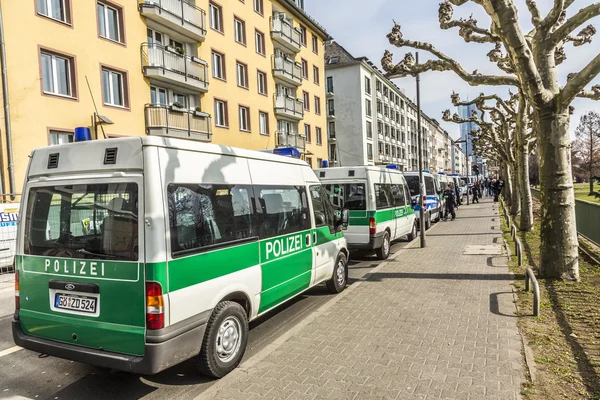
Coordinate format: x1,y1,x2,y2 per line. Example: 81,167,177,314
142,43,208,93
277,132,306,149
145,104,211,141
326,84,334,97
274,95,304,120
328,130,336,141
272,55,302,86
327,107,335,119
270,15,301,53
139,0,206,42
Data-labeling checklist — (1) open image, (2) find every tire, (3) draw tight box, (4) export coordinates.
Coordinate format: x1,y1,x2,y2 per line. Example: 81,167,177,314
326,253,348,294
433,208,441,223
196,301,248,378
376,231,391,260
407,221,417,241
425,213,431,230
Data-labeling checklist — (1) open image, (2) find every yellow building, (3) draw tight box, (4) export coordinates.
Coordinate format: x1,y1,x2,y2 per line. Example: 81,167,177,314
0,0,330,194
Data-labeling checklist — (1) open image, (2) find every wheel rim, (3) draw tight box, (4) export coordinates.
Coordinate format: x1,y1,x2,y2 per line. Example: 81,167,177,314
215,316,242,363
335,259,345,286
383,234,390,255
413,224,417,237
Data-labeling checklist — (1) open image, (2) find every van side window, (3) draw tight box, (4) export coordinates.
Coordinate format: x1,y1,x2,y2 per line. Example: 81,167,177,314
168,184,255,256
424,176,435,195
253,186,309,239
374,184,394,209
403,184,412,204
310,185,335,229
391,184,407,207
324,183,366,210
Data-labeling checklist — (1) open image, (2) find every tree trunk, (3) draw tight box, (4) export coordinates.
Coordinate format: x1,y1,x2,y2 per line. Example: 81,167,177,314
509,163,520,217
537,110,579,280
518,143,534,231
501,164,512,204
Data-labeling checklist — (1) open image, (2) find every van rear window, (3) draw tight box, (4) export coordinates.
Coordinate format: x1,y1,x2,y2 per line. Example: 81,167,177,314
24,183,139,261
405,176,420,197
324,184,366,210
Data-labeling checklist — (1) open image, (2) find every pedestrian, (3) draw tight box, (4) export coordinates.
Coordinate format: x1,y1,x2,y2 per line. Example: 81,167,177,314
493,177,504,202
443,184,456,221
472,181,480,203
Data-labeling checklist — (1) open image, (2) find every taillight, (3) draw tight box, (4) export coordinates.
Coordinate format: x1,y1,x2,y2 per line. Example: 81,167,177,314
146,282,164,330
422,196,427,208
15,270,19,310
369,217,376,235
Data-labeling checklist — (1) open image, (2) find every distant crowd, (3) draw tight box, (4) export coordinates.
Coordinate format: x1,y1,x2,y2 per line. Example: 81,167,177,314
443,177,505,221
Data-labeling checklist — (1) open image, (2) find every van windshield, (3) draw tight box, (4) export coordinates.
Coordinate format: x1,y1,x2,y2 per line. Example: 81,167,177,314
24,183,139,261
404,176,420,197
324,183,366,210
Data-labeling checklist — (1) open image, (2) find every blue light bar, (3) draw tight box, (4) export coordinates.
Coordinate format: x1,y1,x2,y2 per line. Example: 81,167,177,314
438,172,445,175
273,147,301,159
386,164,400,170
423,169,430,173
321,160,329,168
74,127,92,142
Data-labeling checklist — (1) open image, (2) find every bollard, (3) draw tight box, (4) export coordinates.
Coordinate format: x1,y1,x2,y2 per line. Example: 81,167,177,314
515,237,522,266
525,268,540,317
511,224,517,239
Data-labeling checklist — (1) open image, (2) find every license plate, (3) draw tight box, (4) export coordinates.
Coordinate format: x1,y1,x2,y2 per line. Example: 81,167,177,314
54,293,97,314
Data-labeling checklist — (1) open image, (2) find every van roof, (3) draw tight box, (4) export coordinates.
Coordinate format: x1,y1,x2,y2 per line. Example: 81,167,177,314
27,137,310,178
314,166,405,180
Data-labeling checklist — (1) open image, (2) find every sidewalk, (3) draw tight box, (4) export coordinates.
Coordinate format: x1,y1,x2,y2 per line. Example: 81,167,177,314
201,198,524,400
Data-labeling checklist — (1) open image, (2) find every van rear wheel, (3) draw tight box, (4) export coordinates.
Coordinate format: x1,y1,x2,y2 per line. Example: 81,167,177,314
196,301,248,378
425,214,431,230
326,253,348,293
407,222,417,241
376,231,391,260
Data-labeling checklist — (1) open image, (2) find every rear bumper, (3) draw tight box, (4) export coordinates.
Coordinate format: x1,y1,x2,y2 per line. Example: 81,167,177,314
348,232,384,251
12,315,207,375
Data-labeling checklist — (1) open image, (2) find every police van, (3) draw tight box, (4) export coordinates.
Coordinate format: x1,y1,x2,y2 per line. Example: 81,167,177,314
315,166,417,260
403,171,442,229
13,136,350,378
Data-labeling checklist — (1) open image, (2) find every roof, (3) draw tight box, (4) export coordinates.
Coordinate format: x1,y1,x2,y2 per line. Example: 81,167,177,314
279,0,331,40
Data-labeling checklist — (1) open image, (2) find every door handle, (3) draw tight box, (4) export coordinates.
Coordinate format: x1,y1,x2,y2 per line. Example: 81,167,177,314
305,234,311,246
313,232,317,244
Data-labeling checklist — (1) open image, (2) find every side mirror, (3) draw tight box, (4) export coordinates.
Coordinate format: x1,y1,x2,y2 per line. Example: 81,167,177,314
315,213,326,226
411,199,417,209
335,208,350,231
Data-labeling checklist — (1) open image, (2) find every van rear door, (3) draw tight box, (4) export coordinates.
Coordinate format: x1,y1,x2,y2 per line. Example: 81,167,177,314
17,179,146,356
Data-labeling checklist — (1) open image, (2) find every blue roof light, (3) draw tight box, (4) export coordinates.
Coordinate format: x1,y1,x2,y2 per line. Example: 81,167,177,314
321,160,329,168
423,169,430,173
74,127,92,142
272,147,301,159
386,164,400,170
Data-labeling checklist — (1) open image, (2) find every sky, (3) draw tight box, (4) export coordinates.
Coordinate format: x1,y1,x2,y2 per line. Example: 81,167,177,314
305,0,600,140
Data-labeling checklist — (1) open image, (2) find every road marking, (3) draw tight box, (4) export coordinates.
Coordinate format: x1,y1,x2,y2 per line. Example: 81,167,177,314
0,345,22,358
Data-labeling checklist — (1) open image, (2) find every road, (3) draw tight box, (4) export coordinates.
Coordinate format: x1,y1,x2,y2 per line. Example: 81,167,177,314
0,238,413,400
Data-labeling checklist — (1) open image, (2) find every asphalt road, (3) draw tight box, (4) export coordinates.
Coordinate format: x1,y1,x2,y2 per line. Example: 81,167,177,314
0,239,412,400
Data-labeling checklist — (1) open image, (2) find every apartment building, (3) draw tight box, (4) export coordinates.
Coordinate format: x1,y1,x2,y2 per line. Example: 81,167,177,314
324,41,453,172
0,0,329,194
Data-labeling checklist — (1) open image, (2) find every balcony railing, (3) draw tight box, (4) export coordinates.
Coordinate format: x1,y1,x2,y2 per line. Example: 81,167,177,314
141,43,208,92
270,15,301,52
274,95,304,119
145,104,211,141
277,132,306,149
272,55,302,85
139,0,206,41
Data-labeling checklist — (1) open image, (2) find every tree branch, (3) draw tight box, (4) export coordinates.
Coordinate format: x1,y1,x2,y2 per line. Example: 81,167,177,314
438,1,501,43
541,0,566,32
561,53,600,104
550,3,600,47
525,0,543,27
576,85,600,100
382,24,520,87
564,25,597,47
450,91,516,116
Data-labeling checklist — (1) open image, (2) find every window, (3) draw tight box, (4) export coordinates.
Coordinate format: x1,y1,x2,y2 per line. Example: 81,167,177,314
255,186,310,239
313,66,319,85
377,101,382,114
168,184,254,255
376,80,382,92
304,124,311,143
384,105,389,117
326,76,333,93
212,51,225,80
385,125,389,136
310,185,335,229
255,30,265,55
97,1,122,43
365,77,371,95
101,67,127,107
383,86,388,98
49,130,73,145
41,50,75,97
236,62,248,88
314,96,321,115
325,183,366,211
374,184,395,210
327,99,334,116
316,127,322,145
328,121,335,138
302,91,310,111
147,28,163,46
299,25,307,46
378,141,383,153
391,184,408,207
254,0,263,14
150,86,167,105
377,122,383,135
311,34,318,54
365,99,372,117
209,2,223,32
37,0,70,23
366,121,372,138
239,105,250,131
306,157,312,168
257,70,267,95
317,158,322,168
301,59,308,79
367,143,373,160
259,111,269,135
169,38,184,52
234,17,246,45
214,99,228,127
328,57,339,64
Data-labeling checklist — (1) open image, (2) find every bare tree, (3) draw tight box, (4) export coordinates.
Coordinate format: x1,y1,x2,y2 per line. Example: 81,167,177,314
573,111,600,194
382,1,600,280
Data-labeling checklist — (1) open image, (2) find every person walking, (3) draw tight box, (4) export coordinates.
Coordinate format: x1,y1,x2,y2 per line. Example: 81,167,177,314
443,184,456,221
472,181,480,203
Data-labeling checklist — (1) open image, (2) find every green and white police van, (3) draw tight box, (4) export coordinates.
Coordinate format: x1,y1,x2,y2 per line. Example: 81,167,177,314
315,165,417,260
12,136,350,378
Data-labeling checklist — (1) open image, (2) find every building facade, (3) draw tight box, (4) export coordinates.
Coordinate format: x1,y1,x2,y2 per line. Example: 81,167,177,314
0,0,329,194
324,41,453,172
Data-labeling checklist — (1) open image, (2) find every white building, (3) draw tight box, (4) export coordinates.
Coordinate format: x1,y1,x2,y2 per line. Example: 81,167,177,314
324,41,453,171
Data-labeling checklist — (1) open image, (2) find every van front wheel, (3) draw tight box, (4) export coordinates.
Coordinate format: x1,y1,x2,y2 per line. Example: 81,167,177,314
376,231,391,260
407,222,417,241
326,253,348,294
196,301,248,378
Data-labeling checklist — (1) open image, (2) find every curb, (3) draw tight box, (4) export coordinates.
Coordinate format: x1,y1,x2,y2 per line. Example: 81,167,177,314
195,222,443,399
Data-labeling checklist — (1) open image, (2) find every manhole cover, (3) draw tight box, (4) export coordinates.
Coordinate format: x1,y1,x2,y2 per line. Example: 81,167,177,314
463,245,503,255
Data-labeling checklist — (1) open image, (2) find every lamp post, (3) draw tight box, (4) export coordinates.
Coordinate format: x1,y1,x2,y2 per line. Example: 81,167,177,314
416,52,425,248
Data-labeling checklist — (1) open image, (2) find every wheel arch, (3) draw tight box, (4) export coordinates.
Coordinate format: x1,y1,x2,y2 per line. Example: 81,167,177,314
219,291,252,319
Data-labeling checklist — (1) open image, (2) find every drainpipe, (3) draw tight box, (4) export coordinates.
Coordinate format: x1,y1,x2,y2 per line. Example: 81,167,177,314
0,1,15,197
